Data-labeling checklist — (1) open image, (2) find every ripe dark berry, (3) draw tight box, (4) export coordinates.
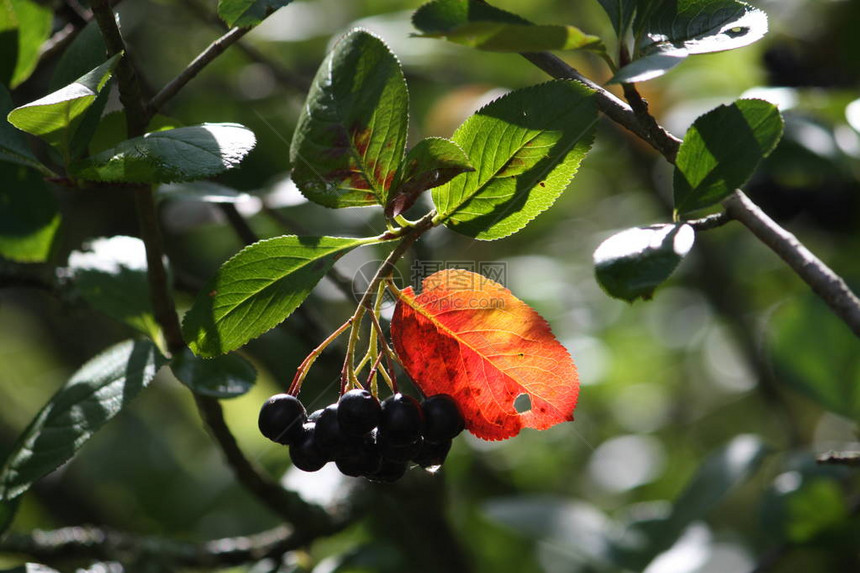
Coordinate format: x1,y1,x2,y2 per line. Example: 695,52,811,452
307,408,324,423
422,394,465,442
367,459,408,483
413,438,452,470
335,433,381,477
313,404,351,458
337,389,382,436
379,393,424,445
258,394,306,445
290,423,327,472
378,433,422,463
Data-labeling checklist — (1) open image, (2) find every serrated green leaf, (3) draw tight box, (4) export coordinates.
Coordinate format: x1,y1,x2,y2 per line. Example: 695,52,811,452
0,162,60,263
290,29,407,208
611,435,769,569
386,137,473,218
0,83,41,170
413,0,603,53
7,54,120,156
432,80,597,240
182,235,375,357
613,0,768,83
0,0,52,88
767,295,860,419
171,348,256,398
593,223,694,302
674,99,783,214
65,236,161,340
217,0,293,28
71,123,256,184
88,111,182,156
0,339,166,502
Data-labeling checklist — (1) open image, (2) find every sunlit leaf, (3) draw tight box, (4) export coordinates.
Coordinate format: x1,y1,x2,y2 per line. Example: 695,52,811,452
0,0,52,88
7,54,120,155
0,84,41,169
392,269,579,440
386,137,473,218
0,339,166,501
674,99,783,214
611,0,768,83
182,235,375,357
413,0,603,53
767,295,860,419
593,224,695,302
0,162,60,263
290,29,407,208
65,236,160,340
433,80,597,240
49,21,106,91
71,123,256,184
217,0,293,28
171,348,256,398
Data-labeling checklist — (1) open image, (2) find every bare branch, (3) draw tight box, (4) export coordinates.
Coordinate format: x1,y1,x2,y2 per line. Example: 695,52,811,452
147,26,252,119
0,524,301,568
686,211,733,232
817,450,860,467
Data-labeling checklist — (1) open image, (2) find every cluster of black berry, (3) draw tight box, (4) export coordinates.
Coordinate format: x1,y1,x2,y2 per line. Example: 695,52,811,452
258,389,465,482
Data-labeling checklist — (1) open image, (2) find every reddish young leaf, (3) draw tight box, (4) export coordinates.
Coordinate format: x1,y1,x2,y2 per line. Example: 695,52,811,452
391,269,579,440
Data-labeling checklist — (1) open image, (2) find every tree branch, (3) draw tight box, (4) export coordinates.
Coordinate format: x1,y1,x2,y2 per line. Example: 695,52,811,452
522,50,860,338
816,450,860,467
0,524,302,568
147,26,252,119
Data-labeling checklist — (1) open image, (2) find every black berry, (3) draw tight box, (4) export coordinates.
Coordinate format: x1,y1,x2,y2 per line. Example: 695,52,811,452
379,393,424,445
307,408,324,423
413,439,452,469
422,394,465,442
367,459,408,483
258,394,307,445
313,404,351,458
378,433,423,463
290,423,327,472
337,389,382,436
335,433,381,477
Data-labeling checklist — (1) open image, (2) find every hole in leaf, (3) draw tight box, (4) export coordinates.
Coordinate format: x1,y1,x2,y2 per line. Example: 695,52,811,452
725,26,748,38
514,393,531,413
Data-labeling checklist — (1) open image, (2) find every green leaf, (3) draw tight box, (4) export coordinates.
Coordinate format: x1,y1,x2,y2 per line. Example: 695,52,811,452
290,29,408,208
71,123,257,184
65,236,161,340
6,54,120,156
0,0,52,88
767,295,860,419
217,0,293,28
611,435,769,569
182,235,374,357
88,111,182,156
674,99,783,214
0,84,41,170
171,348,257,398
0,339,166,501
386,137,473,218
611,0,768,83
0,162,60,263
597,0,638,37
49,21,107,91
432,80,597,240
763,473,849,543
593,223,694,302
413,0,603,53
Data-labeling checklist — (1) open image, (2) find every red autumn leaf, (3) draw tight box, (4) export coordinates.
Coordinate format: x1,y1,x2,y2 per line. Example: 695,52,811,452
391,269,579,440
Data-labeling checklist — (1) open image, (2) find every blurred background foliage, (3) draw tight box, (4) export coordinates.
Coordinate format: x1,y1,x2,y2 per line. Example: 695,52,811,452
1,0,859,572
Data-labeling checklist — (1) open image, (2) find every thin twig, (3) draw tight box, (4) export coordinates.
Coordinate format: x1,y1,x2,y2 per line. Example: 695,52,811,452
0,524,300,567
147,26,252,119
816,450,860,467
522,50,860,339
686,211,733,232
